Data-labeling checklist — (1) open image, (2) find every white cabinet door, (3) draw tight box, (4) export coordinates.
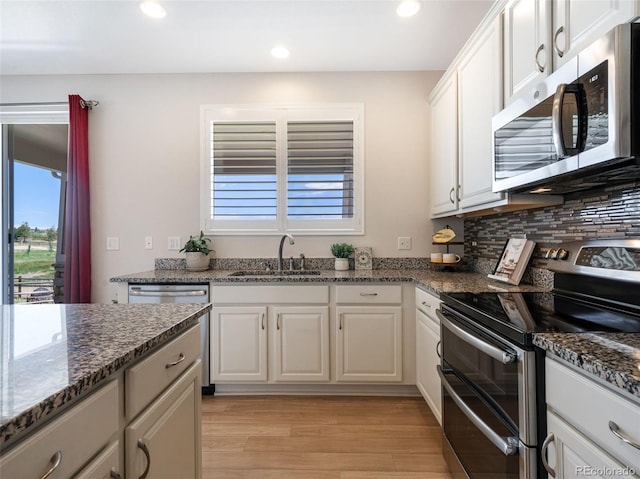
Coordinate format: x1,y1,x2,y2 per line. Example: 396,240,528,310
336,306,402,382
429,71,459,217
126,361,201,479
543,411,636,479
211,306,268,382
552,0,637,69
458,15,504,209
273,306,330,382
503,0,551,104
415,308,441,425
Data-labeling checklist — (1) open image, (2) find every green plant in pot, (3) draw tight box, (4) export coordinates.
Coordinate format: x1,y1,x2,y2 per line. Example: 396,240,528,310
330,243,354,271
180,231,213,271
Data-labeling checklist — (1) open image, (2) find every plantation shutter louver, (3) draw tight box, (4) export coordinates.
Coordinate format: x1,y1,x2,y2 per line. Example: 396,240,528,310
211,121,277,219
287,121,354,219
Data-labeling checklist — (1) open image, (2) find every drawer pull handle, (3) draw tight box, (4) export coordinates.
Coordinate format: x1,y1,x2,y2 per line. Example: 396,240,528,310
165,352,185,368
535,44,545,72
421,301,431,308
609,421,640,450
540,432,556,477
40,451,62,479
277,313,281,330
261,313,265,330
359,293,378,296
137,439,151,479
436,340,442,359
110,469,122,479
553,26,565,58
339,313,343,330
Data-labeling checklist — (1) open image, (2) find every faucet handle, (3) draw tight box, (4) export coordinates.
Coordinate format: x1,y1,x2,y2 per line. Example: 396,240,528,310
299,253,306,271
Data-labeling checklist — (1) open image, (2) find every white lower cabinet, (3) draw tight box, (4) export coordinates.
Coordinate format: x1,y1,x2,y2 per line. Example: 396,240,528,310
415,288,442,424
211,306,268,382
542,357,640,478
335,285,403,382
273,306,330,382
126,360,202,479
210,285,330,383
0,379,120,479
544,412,635,479
336,306,403,382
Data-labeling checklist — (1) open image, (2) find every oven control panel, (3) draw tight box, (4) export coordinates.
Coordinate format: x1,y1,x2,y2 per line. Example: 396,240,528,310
545,239,640,280
575,246,640,270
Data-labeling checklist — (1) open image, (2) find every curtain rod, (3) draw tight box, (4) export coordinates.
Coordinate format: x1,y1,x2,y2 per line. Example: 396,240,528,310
0,99,100,110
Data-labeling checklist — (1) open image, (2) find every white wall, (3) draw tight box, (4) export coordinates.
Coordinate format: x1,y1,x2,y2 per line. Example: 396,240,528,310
0,71,450,303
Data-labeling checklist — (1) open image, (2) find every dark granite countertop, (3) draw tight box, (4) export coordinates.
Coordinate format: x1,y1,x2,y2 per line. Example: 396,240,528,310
0,303,211,450
110,268,549,295
534,333,640,401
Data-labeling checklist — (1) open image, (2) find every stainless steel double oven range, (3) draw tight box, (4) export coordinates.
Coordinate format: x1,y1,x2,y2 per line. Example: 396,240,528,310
436,238,640,479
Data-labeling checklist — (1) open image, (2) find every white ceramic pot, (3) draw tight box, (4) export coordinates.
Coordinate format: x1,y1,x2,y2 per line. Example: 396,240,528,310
185,252,210,271
334,258,349,271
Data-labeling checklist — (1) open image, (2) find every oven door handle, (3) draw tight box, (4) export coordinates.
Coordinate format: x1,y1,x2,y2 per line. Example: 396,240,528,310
438,311,517,364
438,366,520,456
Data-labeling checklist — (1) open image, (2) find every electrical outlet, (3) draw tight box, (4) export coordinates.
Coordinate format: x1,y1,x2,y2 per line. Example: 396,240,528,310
144,236,153,249
397,236,412,250
168,236,181,251
106,237,120,251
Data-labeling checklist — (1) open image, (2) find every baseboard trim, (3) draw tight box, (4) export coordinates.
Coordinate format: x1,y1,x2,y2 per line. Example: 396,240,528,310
212,383,421,396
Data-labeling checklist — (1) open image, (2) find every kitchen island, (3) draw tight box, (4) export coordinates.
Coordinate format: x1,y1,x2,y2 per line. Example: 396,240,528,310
0,302,211,478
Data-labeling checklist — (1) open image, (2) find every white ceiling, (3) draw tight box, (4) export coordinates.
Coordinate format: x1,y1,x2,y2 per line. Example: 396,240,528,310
0,0,494,75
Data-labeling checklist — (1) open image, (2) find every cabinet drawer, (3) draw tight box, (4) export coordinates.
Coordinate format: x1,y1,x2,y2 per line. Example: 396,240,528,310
212,285,328,304
0,380,119,479
546,357,640,471
415,287,440,319
335,285,402,304
126,324,200,420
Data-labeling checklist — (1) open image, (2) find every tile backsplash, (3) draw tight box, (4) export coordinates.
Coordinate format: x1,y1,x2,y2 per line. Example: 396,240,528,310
464,181,640,273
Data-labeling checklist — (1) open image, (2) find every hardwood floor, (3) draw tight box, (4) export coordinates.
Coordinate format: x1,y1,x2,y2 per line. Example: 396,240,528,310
202,395,452,478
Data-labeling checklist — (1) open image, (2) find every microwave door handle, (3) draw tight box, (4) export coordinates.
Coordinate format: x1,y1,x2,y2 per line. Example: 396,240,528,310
438,366,520,456
552,83,568,157
438,311,517,364
552,83,587,157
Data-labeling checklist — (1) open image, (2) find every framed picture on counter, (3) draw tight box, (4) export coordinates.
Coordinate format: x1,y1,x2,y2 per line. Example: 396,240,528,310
488,238,536,285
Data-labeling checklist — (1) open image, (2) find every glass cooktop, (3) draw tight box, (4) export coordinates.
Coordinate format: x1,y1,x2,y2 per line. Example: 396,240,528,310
440,290,640,346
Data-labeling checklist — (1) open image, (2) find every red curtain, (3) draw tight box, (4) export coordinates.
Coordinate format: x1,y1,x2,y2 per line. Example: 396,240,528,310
64,94,91,303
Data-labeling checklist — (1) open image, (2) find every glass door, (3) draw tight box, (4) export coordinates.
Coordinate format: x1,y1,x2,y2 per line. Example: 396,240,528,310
1,120,68,304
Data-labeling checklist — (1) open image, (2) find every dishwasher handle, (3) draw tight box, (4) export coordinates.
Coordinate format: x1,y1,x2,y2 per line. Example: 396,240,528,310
129,290,207,297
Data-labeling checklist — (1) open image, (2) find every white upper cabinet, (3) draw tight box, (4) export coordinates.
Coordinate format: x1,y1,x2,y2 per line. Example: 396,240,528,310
503,0,551,104
429,71,459,216
458,15,504,209
504,0,638,105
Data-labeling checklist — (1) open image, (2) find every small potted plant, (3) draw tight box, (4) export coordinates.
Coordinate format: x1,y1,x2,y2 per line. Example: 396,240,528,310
180,231,213,271
330,243,354,271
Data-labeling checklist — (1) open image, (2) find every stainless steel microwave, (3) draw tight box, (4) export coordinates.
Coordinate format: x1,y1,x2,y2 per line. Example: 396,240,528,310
492,23,640,194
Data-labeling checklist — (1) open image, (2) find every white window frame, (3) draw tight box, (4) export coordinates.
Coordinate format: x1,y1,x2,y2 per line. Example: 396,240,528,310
200,104,364,235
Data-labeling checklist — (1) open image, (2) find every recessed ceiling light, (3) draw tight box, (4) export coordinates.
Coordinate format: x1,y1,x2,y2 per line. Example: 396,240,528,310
271,46,290,59
396,0,422,17
140,1,166,19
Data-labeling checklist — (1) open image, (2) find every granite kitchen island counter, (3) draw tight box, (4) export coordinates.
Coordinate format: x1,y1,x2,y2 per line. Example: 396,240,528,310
534,332,640,400
0,302,211,450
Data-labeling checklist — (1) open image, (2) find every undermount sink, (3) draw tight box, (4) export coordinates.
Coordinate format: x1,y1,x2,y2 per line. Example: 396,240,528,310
228,270,322,277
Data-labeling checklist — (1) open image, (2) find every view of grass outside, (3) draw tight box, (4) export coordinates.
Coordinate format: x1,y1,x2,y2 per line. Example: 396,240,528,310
13,222,57,303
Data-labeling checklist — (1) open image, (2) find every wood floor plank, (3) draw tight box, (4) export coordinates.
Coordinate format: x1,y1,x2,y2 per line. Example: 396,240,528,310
201,395,452,479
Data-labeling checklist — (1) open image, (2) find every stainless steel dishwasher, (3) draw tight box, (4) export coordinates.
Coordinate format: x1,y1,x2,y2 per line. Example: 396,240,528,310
128,283,214,394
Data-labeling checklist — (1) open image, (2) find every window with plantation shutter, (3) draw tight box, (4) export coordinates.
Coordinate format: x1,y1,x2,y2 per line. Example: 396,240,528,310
201,105,364,235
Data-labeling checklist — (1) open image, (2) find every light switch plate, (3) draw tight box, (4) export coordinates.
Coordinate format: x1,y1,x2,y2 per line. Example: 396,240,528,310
168,236,181,250
106,237,120,251
144,236,153,249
